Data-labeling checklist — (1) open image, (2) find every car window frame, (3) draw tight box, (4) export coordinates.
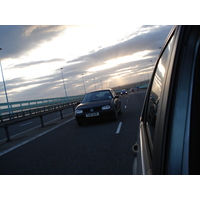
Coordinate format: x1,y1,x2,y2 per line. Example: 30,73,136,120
189,37,200,175
151,26,200,174
139,26,177,174
166,26,200,175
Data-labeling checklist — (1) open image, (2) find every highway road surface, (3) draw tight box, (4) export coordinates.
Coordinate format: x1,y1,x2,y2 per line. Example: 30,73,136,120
0,90,146,175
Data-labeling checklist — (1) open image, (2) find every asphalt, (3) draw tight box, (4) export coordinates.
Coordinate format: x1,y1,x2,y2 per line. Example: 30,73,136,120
0,114,74,156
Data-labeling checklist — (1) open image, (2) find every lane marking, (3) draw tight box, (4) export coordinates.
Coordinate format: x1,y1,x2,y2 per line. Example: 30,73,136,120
19,121,33,127
116,122,122,134
124,105,127,109
0,117,75,157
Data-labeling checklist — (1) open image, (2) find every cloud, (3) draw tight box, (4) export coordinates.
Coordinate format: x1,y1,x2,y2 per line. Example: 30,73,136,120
23,25,68,36
0,25,173,102
0,25,68,59
59,25,172,89
13,58,66,68
0,74,62,101
66,25,172,68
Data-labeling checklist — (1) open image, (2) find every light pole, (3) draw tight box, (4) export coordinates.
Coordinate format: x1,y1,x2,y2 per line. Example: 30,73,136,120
60,68,68,101
82,74,86,94
0,48,12,115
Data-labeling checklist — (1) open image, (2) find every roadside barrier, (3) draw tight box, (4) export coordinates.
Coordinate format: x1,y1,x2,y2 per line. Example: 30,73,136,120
0,96,83,142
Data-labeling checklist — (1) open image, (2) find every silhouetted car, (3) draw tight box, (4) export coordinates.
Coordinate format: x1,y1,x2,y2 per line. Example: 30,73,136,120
75,89,121,125
120,89,128,95
132,25,200,175
130,87,138,92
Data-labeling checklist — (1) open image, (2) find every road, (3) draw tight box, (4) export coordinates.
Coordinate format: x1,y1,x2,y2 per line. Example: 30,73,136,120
0,107,74,141
0,90,146,175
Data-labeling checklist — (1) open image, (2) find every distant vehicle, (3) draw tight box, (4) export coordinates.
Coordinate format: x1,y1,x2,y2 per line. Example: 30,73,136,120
120,89,128,95
130,87,138,92
132,25,200,175
75,89,121,126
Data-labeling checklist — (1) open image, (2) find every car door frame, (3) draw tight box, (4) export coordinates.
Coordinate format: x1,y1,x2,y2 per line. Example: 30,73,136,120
134,25,200,175
133,26,179,175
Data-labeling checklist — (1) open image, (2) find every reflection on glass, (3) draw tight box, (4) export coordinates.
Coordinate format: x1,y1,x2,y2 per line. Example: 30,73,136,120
147,36,174,142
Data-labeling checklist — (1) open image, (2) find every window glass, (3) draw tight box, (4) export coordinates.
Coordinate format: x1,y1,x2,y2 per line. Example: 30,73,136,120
147,36,174,142
82,91,112,103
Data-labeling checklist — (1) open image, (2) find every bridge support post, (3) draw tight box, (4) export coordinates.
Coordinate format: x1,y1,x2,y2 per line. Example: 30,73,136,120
60,110,63,119
72,105,75,113
4,126,11,142
40,115,44,127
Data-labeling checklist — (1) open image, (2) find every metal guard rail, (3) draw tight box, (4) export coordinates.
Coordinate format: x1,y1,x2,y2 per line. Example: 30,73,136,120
0,95,84,116
0,99,81,123
0,100,82,142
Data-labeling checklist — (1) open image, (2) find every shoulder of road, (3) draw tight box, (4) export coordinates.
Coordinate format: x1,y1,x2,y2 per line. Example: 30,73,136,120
0,113,74,156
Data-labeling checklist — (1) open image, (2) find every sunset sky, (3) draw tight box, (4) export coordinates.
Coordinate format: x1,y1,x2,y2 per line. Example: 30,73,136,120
0,25,172,102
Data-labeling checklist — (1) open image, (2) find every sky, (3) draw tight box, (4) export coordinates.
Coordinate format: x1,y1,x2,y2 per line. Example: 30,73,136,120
0,25,172,103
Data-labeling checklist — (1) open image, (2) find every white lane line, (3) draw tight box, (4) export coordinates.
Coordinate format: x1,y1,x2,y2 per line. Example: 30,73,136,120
124,105,127,109
19,121,33,127
0,117,75,157
116,122,122,134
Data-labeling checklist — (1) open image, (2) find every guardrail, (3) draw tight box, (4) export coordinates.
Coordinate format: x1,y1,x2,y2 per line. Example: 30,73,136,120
0,95,86,142
0,95,84,117
0,100,81,123
0,99,83,142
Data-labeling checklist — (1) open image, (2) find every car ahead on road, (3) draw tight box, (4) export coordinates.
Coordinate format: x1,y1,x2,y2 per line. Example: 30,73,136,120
130,87,138,92
75,89,121,126
132,25,200,175
121,89,128,95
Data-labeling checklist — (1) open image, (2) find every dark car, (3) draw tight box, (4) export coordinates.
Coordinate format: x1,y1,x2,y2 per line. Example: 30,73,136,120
132,25,200,175
75,89,121,125
120,89,128,95
130,87,138,92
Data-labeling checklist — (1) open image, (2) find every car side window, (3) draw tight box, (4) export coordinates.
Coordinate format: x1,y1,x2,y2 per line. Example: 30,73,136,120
146,36,174,143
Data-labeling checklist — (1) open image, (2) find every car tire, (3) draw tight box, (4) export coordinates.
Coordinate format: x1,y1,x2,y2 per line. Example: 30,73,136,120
77,120,83,126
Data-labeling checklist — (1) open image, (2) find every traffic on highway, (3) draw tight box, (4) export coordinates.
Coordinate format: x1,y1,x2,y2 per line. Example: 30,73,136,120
0,90,146,175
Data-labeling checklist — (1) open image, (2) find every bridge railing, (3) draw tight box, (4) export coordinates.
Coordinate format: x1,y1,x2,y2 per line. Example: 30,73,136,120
0,95,84,120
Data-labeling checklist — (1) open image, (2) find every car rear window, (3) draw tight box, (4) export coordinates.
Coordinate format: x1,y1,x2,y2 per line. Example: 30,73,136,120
82,91,112,103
